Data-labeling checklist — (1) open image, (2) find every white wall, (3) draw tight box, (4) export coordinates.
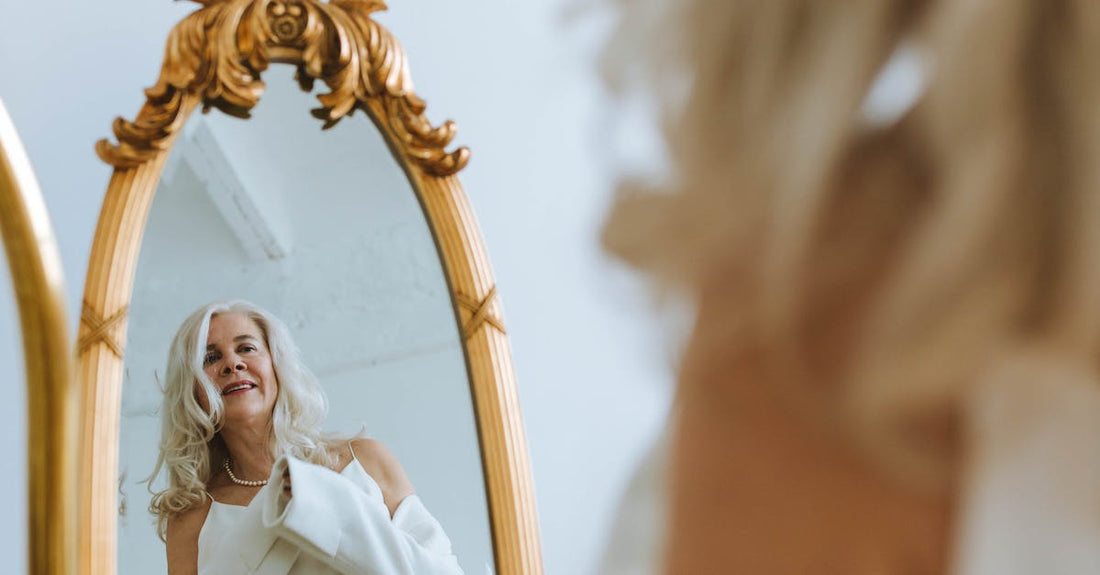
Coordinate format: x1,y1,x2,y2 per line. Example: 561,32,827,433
0,2,673,574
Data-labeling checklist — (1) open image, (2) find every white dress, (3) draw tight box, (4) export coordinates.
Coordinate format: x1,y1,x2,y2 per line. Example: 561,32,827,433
950,355,1100,575
198,452,464,575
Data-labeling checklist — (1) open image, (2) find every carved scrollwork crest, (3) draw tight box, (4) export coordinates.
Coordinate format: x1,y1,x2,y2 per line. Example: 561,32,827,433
96,0,469,176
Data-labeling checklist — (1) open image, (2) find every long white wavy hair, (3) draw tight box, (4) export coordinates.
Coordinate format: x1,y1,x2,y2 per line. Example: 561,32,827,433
148,300,334,538
602,0,1100,485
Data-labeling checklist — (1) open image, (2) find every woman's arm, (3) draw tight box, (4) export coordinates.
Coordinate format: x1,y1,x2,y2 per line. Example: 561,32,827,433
165,502,210,575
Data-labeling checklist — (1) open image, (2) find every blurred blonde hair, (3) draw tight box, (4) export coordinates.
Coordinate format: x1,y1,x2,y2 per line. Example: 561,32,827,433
602,0,1100,484
148,300,335,539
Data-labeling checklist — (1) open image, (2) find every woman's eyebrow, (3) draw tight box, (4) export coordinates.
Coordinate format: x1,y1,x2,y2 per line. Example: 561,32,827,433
205,335,259,350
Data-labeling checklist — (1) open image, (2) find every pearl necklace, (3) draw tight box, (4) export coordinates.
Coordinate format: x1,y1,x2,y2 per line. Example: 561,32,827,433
223,457,268,487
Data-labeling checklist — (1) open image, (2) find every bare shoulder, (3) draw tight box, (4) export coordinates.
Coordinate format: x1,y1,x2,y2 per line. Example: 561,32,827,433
167,500,210,542
166,500,211,575
349,437,415,516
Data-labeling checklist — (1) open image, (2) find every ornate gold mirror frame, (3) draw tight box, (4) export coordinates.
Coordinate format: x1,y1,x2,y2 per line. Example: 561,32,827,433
0,99,79,575
77,1,542,573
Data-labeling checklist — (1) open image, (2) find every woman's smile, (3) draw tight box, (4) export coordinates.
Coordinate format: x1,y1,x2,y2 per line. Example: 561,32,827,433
221,381,258,396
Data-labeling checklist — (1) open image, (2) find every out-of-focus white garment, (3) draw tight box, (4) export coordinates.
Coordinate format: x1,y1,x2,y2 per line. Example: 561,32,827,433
598,356,1100,575
596,433,669,575
198,451,463,575
952,355,1100,575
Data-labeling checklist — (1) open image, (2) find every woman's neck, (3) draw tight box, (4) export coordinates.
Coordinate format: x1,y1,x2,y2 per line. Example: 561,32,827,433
219,421,276,482
664,307,953,575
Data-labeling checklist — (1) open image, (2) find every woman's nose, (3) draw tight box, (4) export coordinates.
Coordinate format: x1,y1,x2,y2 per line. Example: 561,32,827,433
220,356,245,375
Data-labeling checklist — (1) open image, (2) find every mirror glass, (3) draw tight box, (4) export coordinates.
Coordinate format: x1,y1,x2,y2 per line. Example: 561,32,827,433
117,65,494,574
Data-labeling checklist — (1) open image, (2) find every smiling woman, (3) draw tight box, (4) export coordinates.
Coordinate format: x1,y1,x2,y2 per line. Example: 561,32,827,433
152,300,461,575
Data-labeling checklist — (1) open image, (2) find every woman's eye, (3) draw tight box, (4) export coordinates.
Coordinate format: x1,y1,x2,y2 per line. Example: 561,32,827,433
203,354,217,366
240,345,256,353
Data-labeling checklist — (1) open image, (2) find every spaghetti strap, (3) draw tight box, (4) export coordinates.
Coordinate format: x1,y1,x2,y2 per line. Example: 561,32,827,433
338,440,384,500
346,439,359,465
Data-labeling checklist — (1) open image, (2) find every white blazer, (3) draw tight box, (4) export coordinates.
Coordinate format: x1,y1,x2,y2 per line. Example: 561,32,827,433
197,454,464,575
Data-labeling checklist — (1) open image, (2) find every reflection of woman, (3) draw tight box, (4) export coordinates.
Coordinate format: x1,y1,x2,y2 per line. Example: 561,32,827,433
149,300,463,575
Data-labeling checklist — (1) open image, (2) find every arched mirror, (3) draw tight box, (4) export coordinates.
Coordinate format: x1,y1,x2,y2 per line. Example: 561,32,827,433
76,2,541,574
0,97,79,575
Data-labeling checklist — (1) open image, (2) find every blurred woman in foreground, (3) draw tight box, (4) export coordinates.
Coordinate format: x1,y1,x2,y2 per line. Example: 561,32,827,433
602,1,1100,573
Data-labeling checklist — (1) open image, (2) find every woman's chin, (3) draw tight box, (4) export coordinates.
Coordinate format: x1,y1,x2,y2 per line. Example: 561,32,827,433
221,399,274,425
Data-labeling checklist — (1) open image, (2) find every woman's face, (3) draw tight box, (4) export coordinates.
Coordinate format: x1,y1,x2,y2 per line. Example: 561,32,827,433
199,311,279,424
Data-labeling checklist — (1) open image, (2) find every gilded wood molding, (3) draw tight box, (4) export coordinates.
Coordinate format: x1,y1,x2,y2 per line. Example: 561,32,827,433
0,99,80,575
95,0,469,177
77,302,128,358
458,286,507,339
81,1,541,574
